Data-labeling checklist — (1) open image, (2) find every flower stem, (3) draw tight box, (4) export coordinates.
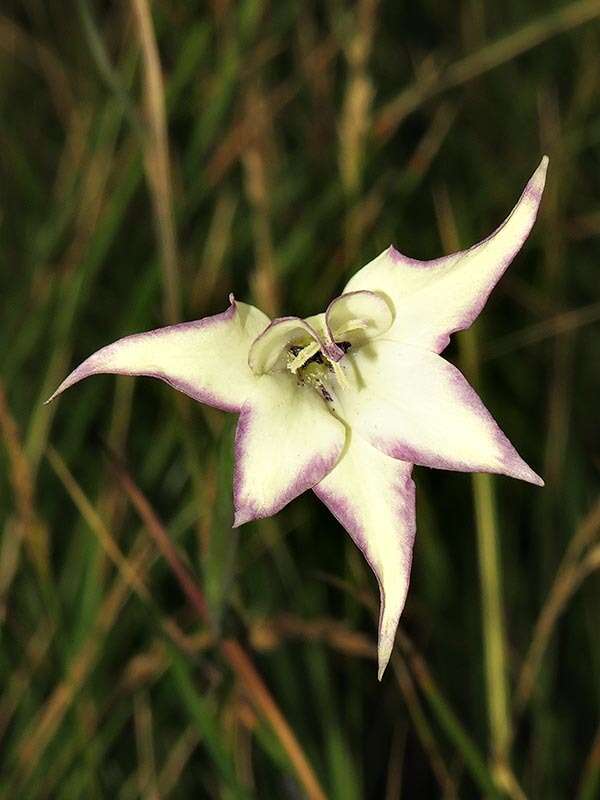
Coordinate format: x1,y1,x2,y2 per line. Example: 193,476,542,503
460,327,512,773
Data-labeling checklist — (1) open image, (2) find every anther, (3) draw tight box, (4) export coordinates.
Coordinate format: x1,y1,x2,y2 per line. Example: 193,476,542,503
288,341,321,373
332,360,349,389
333,318,369,338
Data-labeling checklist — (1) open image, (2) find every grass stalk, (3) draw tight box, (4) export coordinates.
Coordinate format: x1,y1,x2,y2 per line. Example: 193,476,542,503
466,411,513,770
376,0,600,138
110,450,329,800
434,189,512,779
3,2,598,793
130,0,181,324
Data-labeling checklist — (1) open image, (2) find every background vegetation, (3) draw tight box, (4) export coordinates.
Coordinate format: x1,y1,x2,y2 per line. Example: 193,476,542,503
1,1,599,797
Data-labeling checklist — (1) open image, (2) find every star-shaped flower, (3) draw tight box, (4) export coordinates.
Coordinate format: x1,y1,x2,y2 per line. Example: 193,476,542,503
49,157,548,678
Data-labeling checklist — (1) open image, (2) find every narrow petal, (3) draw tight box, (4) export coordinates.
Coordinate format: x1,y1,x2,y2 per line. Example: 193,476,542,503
46,296,270,412
314,431,416,680
331,340,543,485
233,373,346,526
344,157,548,353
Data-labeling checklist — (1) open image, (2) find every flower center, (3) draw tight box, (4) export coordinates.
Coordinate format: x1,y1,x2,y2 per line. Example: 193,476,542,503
248,291,393,399
286,340,352,400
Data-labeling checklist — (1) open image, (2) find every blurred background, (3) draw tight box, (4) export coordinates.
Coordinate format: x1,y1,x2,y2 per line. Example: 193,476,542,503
1,1,599,797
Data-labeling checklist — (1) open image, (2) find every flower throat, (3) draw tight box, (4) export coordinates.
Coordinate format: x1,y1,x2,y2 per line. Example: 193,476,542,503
286,340,352,398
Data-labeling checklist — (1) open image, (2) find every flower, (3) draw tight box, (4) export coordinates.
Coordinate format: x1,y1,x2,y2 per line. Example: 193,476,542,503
48,156,548,679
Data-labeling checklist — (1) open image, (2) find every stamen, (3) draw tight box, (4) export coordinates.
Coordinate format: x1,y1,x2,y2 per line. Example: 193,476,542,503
288,341,321,373
333,318,369,338
332,359,349,389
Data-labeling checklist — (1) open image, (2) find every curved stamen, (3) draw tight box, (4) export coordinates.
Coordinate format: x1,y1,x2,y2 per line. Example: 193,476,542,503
249,316,322,375
325,290,394,350
288,341,321,373
332,318,369,339
331,359,349,389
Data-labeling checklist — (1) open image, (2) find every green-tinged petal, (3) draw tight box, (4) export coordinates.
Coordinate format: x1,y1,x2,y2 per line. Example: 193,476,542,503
344,157,548,353
233,372,346,526
331,340,543,485
47,296,270,412
314,430,416,680
248,316,327,375
325,290,393,352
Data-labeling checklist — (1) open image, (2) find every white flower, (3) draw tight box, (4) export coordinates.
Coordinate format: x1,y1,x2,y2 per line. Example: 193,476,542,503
48,157,548,678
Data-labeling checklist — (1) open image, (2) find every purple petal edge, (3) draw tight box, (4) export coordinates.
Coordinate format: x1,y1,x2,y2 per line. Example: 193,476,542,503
386,157,548,353
313,464,417,680
45,296,242,412
387,156,548,271
370,357,544,486
232,404,342,527
376,437,544,486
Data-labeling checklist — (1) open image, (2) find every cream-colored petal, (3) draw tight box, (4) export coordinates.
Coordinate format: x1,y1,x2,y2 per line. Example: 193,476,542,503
248,317,323,375
344,157,548,353
314,431,416,679
47,296,269,412
325,290,393,351
233,372,346,525
331,340,543,485
303,312,327,337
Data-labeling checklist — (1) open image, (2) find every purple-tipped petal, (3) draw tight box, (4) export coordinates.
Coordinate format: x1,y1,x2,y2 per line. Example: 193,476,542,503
344,157,548,353
233,373,346,526
331,340,544,485
314,431,416,680
46,296,270,411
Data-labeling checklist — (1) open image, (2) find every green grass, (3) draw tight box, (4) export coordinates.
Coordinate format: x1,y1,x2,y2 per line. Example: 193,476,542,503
1,1,600,797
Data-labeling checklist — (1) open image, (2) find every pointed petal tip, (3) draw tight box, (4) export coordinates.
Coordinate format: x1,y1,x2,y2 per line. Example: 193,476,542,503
528,155,549,197
387,244,403,263
377,637,394,681
504,459,544,487
510,463,544,487
42,365,94,406
512,454,545,487
233,501,267,528
375,609,399,681
529,471,545,488
44,379,71,405
232,508,251,528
